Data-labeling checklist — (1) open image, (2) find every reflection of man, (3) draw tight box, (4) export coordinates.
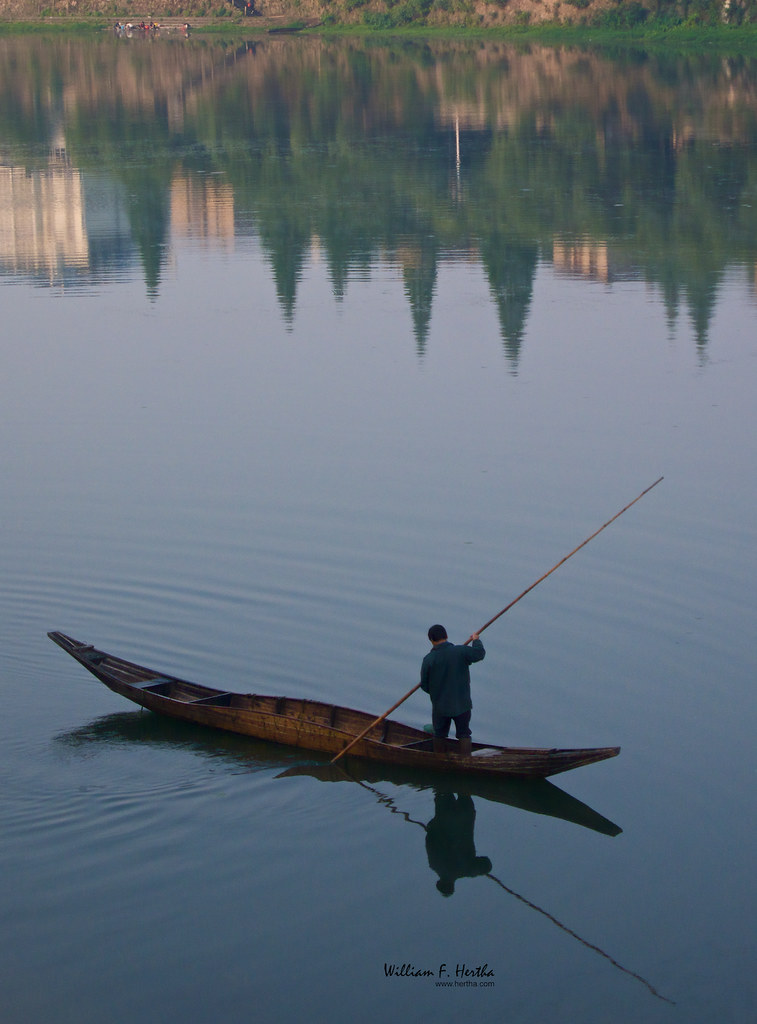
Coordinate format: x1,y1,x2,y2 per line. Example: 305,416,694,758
420,624,485,755
425,791,492,896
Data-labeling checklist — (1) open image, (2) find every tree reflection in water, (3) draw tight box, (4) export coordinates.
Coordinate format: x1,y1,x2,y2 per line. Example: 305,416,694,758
2,35,756,362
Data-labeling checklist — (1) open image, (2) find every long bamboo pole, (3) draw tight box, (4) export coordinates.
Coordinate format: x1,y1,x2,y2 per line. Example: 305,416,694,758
330,477,663,764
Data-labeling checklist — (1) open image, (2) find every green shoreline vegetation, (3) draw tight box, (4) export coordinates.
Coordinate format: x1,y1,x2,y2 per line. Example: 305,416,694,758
2,0,757,50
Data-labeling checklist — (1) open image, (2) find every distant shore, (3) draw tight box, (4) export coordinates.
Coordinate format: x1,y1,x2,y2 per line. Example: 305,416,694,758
2,0,757,55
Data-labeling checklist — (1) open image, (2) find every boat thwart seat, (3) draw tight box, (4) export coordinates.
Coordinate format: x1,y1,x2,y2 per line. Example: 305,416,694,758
132,677,173,690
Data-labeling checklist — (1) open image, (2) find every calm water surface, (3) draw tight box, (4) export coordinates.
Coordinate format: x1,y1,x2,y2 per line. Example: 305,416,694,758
2,32,756,1024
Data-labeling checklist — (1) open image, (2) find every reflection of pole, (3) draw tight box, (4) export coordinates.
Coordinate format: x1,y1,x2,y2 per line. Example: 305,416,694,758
455,114,461,184
333,762,428,830
339,764,675,1006
485,873,675,1005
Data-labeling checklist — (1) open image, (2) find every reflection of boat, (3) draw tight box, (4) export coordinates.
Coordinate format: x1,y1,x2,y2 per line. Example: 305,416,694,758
49,632,620,779
286,767,669,1000
57,709,666,999
278,761,622,836
58,710,622,838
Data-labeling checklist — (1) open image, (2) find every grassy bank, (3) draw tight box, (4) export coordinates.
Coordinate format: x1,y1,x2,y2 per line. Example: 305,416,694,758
313,21,757,47
3,5,757,55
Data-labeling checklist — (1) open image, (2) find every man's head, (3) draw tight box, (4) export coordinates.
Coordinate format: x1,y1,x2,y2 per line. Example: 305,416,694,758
428,624,448,644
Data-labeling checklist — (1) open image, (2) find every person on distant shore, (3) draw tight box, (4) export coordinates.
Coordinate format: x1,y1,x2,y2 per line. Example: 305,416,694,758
420,625,485,756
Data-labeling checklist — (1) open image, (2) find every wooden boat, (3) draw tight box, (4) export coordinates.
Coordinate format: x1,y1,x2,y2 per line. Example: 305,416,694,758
48,632,620,779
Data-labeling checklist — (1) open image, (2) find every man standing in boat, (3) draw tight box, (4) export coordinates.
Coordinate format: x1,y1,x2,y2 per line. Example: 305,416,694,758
420,625,485,756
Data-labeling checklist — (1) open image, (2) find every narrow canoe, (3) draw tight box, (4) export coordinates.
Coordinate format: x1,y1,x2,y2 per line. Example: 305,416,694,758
48,632,620,779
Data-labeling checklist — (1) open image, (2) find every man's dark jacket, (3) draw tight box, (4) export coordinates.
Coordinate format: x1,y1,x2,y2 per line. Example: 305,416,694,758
419,638,485,717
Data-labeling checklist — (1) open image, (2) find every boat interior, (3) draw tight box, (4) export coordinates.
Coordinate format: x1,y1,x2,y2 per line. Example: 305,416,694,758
120,675,496,752
132,679,498,753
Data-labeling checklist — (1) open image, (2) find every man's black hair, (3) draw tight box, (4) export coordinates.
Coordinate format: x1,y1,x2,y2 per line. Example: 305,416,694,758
428,624,448,643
